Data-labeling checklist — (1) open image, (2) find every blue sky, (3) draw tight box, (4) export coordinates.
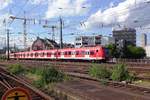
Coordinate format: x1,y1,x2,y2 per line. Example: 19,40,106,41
0,0,150,48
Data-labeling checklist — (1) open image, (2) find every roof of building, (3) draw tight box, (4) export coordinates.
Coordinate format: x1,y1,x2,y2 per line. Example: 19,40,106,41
113,28,136,32
32,37,59,50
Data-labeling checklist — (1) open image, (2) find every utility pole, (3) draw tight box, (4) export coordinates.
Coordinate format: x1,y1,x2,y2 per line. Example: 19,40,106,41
23,19,27,49
52,26,56,41
9,15,31,49
60,17,63,49
7,29,10,60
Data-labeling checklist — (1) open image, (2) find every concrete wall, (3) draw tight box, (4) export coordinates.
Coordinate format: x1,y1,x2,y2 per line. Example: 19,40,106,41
145,46,150,57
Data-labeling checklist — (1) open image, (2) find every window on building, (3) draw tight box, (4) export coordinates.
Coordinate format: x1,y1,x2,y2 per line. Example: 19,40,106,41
82,43,88,45
76,43,81,45
76,38,81,41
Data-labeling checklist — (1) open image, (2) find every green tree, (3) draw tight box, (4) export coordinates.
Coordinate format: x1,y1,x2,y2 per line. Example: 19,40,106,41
106,44,118,58
125,45,146,59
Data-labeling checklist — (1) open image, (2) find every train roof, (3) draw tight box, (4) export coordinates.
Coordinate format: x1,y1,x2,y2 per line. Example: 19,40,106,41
12,46,104,54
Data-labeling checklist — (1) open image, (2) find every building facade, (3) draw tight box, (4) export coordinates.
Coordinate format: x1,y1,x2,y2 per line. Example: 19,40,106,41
141,33,147,48
31,37,59,50
145,46,150,58
113,28,136,46
74,35,115,48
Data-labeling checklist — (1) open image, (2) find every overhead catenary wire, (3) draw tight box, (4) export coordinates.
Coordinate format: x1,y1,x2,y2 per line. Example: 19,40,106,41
3,0,150,48
8,0,30,26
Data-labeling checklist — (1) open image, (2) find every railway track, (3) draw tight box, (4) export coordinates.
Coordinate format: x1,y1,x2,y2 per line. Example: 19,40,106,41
0,60,150,79
0,67,54,100
1,60,150,69
17,60,150,73
0,60,150,100
66,72,150,98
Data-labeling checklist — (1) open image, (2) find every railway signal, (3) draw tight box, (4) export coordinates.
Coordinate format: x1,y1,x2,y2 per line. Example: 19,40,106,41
2,87,31,100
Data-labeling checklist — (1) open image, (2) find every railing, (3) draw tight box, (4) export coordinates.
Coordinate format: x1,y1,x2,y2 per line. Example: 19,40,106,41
115,58,150,64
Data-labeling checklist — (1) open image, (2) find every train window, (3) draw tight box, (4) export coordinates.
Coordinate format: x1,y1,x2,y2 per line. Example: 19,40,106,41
68,51,71,55
90,51,94,55
30,53,33,57
35,53,38,57
40,52,45,57
61,52,64,55
76,51,79,55
54,52,56,56
71,51,75,55
23,54,25,57
81,51,85,55
85,51,89,55
65,52,67,55
47,52,51,57
27,53,29,57
58,52,61,55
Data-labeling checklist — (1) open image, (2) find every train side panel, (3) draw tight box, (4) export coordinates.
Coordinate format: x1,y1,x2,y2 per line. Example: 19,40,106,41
10,46,107,61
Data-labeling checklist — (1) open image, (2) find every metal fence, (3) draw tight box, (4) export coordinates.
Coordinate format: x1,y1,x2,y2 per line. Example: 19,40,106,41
115,58,150,64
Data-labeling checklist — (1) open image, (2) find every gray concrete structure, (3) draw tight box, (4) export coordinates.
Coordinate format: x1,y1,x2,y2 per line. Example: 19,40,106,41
141,33,147,47
145,46,150,58
113,28,136,46
74,35,115,48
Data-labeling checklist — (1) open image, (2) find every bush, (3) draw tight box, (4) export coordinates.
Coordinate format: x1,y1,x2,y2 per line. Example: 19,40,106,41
0,55,7,60
89,65,111,79
8,64,25,75
30,67,43,75
111,64,134,82
32,66,66,87
41,67,64,84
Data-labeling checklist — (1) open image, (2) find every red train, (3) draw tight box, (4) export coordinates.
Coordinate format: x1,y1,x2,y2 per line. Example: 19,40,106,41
10,46,107,62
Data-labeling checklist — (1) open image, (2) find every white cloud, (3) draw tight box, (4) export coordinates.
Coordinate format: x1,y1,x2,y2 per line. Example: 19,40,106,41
0,0,12,10
85,0,150,29
45,0,90,19
29,0,47,5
